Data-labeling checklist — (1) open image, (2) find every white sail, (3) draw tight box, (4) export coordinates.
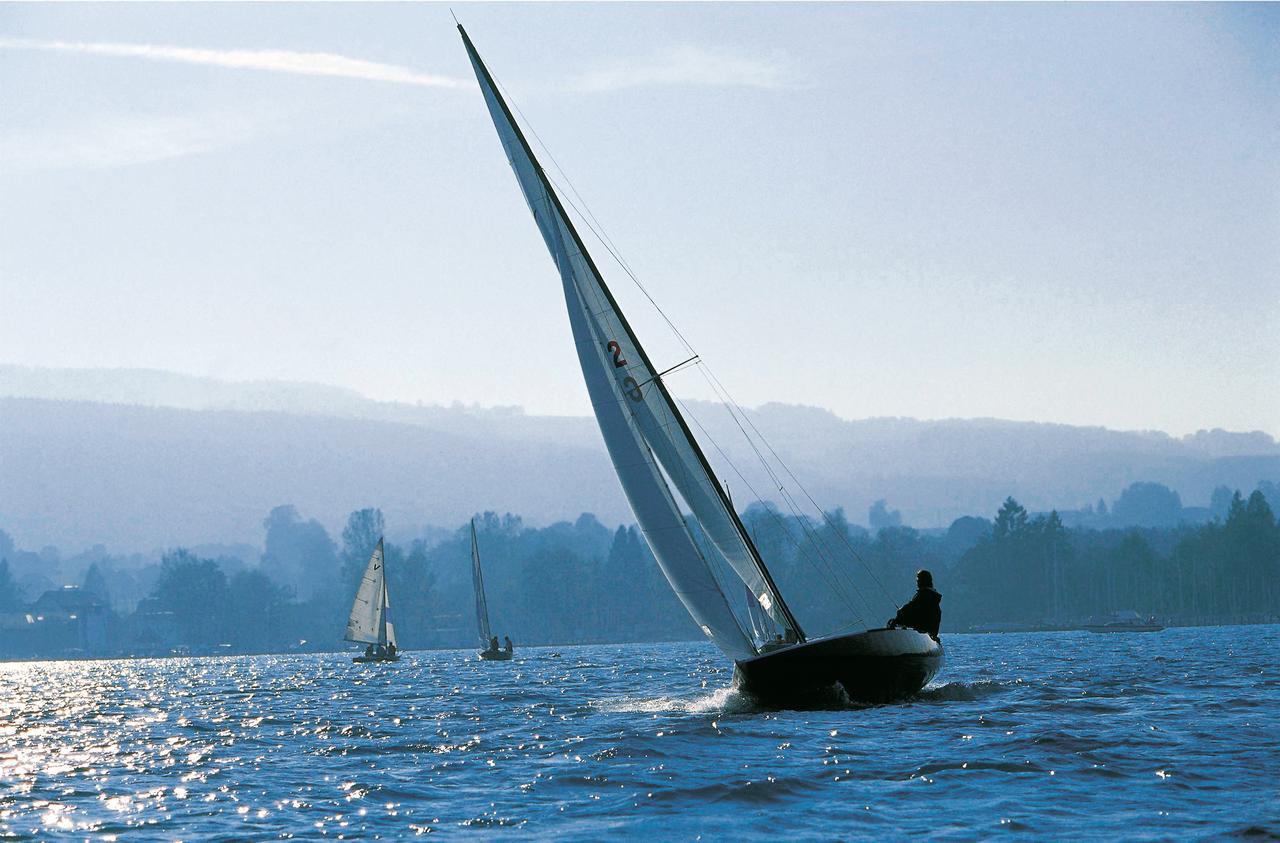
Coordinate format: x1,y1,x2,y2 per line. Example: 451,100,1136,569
745,584,764,644
381,569,397,649
345,538,394,646
461,27,802,660
471,520,492,647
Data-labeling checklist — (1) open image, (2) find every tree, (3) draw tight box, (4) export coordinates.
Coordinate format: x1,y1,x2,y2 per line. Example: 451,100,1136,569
946,516,991,550
604,525,656,634
1223,490,1280,614
391,540,436,649
869,499,903,531
151,550,229,645
1109,531,1159,614
993,497,1029,541
1258,481,1280,512
1112,482,1183,528
225,569,289,649
0,559,21,611
1036,510,1072,619
1210,486,1235,521
518,546,594,644
1245,489,1276,524
82,562,110,605
340,508,386,592
261,505,338,600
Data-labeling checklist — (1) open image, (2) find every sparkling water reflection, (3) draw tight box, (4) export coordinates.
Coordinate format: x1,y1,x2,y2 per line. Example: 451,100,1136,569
1,626,1278,838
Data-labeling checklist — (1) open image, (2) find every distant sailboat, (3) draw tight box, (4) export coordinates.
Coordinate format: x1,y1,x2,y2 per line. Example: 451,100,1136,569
460,26,942,703
1086,610,1164,633
347,538,399,663
472,520,512,660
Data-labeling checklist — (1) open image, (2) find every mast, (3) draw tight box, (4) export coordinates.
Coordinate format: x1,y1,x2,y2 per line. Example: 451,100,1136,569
457,25,805,642
379,561,389,646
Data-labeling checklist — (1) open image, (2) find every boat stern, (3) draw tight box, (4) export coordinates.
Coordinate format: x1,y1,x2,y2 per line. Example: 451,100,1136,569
734,628,943,705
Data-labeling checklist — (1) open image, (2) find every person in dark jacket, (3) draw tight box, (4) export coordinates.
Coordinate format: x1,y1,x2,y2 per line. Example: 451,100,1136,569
887,569,941,640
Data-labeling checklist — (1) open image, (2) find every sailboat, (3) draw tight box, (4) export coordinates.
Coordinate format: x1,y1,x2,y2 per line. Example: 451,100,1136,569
346,538,399,663
458,26,942,704
471,519,512,660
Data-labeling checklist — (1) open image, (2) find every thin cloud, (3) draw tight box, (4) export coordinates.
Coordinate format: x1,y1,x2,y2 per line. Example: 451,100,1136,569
0,37,465,88
0,113,259,174
573,45,802,92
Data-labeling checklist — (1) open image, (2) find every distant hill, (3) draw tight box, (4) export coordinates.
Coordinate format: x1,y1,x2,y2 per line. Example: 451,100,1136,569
0,365,1276,553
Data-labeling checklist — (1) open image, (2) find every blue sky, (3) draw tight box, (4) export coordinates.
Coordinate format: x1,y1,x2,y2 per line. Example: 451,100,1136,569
1,3,1276,436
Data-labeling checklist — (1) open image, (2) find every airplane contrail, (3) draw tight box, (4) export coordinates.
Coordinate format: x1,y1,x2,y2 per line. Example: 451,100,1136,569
0,37,465,88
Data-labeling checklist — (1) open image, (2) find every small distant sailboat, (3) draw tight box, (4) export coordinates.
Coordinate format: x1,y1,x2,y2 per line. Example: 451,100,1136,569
471,520,512,661
460,26,942,704
346,538,399,663
1086,610,1164,633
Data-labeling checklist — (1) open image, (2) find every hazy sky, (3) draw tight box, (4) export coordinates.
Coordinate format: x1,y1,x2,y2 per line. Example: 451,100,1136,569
2,3,1276,436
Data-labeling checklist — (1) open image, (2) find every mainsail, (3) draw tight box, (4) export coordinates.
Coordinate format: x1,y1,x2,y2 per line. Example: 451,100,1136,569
470,519,492,647
460,26,805,660
345,538,396,647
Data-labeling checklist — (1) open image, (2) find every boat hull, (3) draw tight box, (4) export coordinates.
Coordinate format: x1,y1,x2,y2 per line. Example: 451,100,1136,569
479,649,513,661
734,628,943,705
352,655,400,664
1086,624,1164,633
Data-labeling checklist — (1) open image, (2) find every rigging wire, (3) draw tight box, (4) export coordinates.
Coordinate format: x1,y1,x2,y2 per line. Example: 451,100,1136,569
687,367,876,607
674,390,874,628
676,386,867,618
697,366,898,609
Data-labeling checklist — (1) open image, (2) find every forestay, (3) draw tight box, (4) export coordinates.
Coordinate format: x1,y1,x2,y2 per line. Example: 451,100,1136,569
470,520,492,647
460,26,802,660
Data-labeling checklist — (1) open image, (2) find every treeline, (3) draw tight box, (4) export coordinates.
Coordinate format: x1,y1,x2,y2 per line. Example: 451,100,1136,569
0,508,705,655
947,490,1280,627
0,481,1277,659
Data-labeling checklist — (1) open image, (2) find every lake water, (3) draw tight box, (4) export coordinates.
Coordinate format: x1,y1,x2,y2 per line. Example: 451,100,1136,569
2,625,1277,839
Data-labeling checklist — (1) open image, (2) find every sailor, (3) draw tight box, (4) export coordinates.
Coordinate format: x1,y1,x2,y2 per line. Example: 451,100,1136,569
365,643,375,659
387,642,397,658
887,569,942,640
375,643,387,658
503,635,513,653
489,635,500,653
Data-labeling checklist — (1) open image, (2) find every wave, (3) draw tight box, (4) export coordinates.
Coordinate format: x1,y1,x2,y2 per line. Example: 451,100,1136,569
598,679,1012,715
592,686,758,715
916,680,1010,702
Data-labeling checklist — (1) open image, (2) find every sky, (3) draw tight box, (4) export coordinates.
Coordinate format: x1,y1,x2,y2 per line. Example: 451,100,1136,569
1,2,1277,437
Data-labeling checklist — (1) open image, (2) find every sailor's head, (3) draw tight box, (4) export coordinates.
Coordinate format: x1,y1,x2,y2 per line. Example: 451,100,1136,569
916,569,933,589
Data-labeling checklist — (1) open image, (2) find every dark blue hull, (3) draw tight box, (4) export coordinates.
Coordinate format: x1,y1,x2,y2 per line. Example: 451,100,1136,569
734,628,943,705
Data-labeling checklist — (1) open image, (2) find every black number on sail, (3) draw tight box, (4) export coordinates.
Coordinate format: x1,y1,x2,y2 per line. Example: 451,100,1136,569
622,376,643,402
607,340,628,368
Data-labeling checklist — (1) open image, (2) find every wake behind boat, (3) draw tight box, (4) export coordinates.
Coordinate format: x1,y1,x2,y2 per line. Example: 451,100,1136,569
471,519,513,661
346,538,400,663
459,26,942,704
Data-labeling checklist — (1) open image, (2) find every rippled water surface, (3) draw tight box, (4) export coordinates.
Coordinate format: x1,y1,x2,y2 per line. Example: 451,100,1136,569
2,626,1278,839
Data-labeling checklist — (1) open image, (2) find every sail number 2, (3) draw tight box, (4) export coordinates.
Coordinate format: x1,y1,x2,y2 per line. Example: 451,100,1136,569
606,340,644,402
606,340,628,367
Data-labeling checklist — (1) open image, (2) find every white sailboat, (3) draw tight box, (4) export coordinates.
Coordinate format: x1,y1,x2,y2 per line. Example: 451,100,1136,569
459,26,942,703
346,538,399,663
471,519,512,660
